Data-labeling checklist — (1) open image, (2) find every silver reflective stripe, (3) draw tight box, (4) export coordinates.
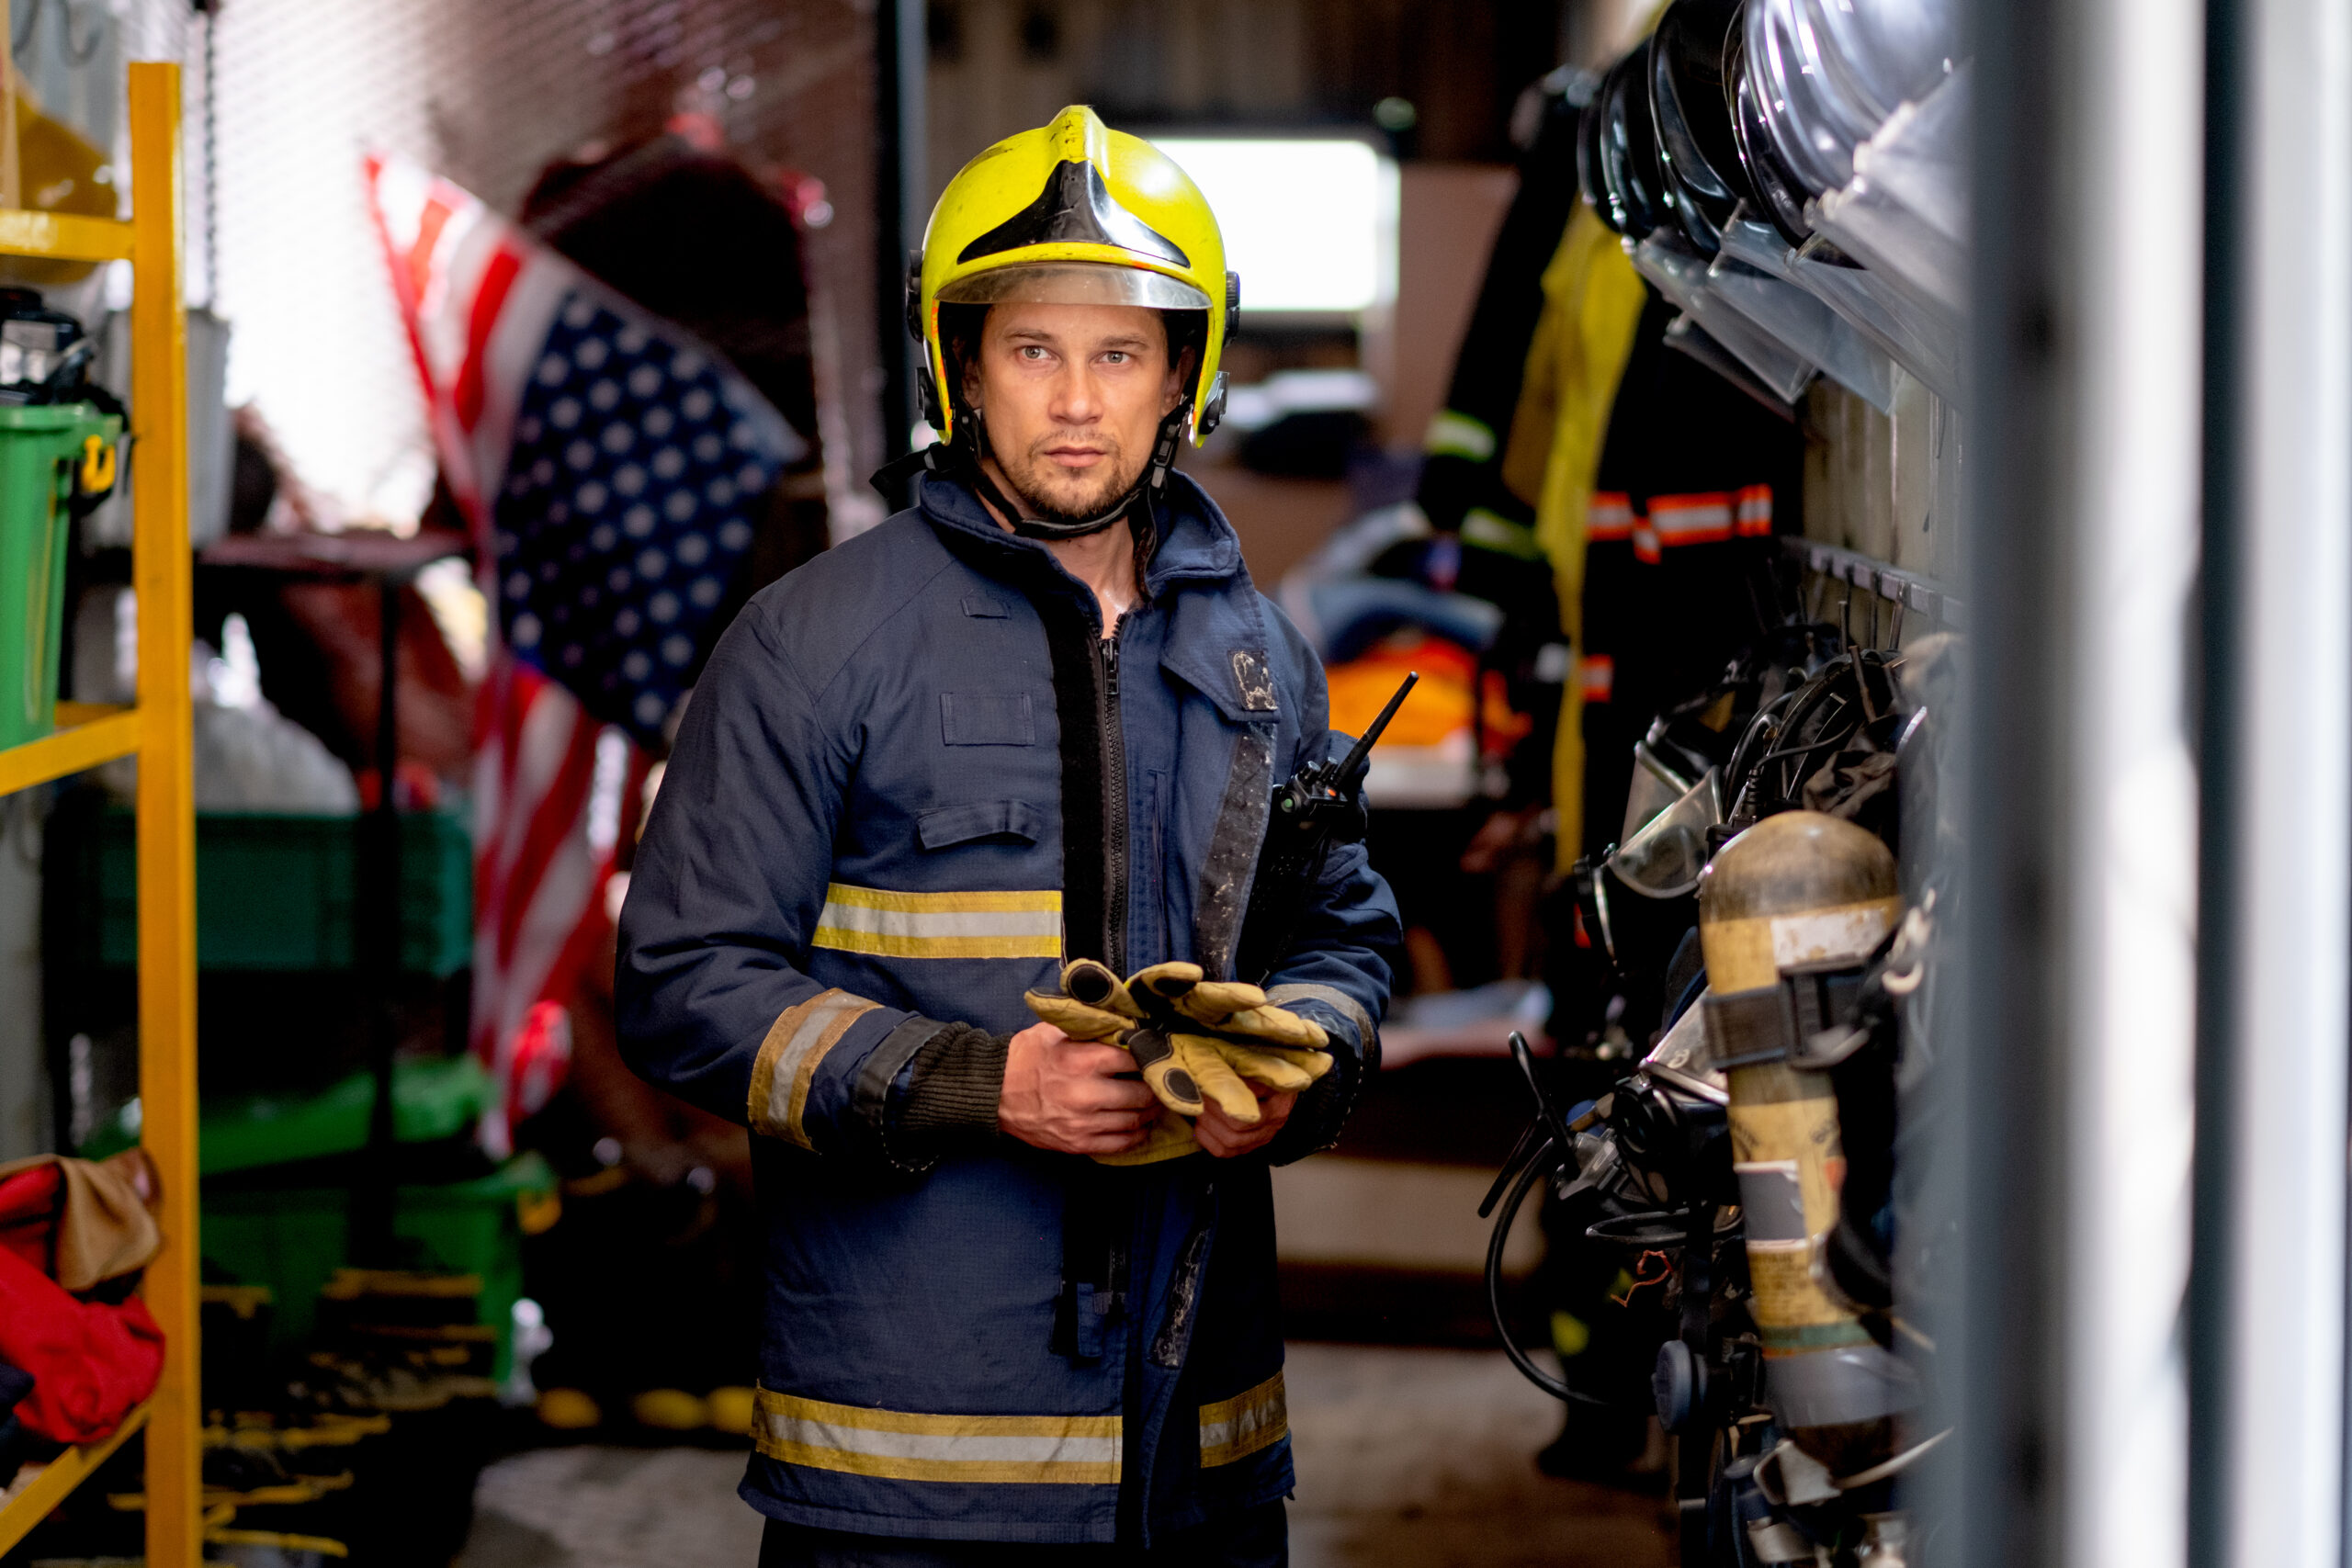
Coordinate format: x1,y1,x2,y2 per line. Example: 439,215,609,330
765,1412,1120,1466
1266,983,1375,1049
1199,1371,1288,1468
752,1388,1122,1484
811,883,1064,959
820,906,1062,940
749,989,878,1147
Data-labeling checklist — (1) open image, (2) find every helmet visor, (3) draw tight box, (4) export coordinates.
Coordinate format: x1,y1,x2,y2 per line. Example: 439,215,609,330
1607,768,1723,898
1622,740,1698,843
937,262,1212,310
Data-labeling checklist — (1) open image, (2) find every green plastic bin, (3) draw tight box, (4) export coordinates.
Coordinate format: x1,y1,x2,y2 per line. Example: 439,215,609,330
201,1151,555,1380
81,1052,497,1176
83,1057,539,1373
83,1056,542,1375
74,806,473,975
0,402,119,749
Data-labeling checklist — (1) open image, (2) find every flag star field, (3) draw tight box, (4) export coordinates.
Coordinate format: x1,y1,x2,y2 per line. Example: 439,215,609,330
493,289,803,744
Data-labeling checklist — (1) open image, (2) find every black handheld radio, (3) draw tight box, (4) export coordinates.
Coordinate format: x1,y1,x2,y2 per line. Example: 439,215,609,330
1232,671,1419,983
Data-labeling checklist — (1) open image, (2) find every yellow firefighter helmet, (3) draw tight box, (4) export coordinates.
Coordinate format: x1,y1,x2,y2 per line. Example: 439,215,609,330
910,104,1236,453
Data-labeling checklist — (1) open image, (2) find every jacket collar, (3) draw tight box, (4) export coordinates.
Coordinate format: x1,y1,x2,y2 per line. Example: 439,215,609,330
915,467,1272,722
913,466,1248,598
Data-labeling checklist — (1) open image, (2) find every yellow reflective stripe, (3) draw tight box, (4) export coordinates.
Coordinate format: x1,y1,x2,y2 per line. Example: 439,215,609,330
811,883,1065,959
753,1388,1121,1485
1424,409,1496,463
749,988,880,1148
1461,508,1544,560
1199,1371,1287,1468
822,886,1065,913
815,931,1066,958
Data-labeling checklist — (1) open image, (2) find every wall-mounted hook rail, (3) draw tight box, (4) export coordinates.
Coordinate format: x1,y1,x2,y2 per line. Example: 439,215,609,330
1783,537,1964,637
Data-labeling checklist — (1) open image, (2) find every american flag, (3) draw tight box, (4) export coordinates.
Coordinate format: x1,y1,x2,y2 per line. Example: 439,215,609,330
366,152,803,1153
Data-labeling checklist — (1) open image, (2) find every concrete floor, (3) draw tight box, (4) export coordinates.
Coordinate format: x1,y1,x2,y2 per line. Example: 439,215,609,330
453,1345,1672,1567
1283,1345,1672,1568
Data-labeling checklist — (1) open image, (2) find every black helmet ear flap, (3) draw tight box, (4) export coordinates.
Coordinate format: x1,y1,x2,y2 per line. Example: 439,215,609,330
1198,371,1229,439
916,363,944,431
904,249,947,432
1148,403,1187,489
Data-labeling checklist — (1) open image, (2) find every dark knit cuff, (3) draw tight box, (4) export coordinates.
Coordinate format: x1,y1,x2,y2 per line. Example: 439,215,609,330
888,1023,1011,1165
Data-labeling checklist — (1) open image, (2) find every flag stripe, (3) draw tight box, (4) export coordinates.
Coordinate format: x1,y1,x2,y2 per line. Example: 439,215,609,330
455,243,523,432
490,680,603,971
405,197,452,322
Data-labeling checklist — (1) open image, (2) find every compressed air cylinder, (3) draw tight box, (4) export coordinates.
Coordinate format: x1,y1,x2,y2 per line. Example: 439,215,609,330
1697,809,1910,1476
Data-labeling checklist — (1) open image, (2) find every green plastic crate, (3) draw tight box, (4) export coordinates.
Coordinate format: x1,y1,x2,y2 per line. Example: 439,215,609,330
201,1151,554,1380
85,1057,533,1372
0,402,119,749
82,807,471,975
81,1053,496,1176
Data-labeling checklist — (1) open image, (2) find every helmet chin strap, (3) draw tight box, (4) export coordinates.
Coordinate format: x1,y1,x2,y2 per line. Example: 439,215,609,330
955,403,1191,542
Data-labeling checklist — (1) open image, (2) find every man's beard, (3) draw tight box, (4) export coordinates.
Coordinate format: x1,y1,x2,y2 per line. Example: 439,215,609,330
991,430,1148,525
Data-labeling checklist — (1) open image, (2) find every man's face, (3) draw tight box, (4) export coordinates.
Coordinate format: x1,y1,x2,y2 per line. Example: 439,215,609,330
962,301,1189,525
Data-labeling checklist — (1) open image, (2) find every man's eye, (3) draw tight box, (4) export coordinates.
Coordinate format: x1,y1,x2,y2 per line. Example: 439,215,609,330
1020,345,1046,360
1102,352,1129,365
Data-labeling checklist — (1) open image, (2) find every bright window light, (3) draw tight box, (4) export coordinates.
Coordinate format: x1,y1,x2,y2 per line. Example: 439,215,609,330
1150,137,1397,316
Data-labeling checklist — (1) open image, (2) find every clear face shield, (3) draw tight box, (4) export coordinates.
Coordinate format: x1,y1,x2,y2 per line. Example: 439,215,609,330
1621,739,1699,843
936,262,1213,311
1607,766,1724,898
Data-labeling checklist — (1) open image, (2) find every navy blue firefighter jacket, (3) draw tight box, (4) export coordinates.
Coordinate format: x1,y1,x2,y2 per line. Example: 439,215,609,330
615,468,1401,1544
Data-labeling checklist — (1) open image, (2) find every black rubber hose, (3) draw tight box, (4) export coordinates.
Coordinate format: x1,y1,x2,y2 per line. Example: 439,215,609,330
1485,1139,1607,1405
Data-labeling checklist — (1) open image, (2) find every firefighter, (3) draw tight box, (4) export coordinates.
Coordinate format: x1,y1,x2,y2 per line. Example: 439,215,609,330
616,106,1400,1565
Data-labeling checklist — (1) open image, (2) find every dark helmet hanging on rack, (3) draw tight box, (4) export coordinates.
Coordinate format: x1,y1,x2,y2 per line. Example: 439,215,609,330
1577,74,1624,232
1649,0,1747,254
1727,24,1817,247
1600,39,1673,243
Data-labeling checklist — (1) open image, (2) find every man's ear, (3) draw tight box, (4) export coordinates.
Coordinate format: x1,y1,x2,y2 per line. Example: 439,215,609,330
1163,347,1197,417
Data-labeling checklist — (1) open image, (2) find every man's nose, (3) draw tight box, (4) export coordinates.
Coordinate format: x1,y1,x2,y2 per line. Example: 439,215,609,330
1050,364,1105,423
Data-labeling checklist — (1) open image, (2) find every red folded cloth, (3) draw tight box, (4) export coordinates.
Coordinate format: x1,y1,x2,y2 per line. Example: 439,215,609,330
0,1161,60,1275
0,1244,163,1443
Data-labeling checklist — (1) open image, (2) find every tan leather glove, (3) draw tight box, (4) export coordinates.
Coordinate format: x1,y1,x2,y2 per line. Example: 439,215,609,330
1091,1108,1205,1167
1127,963,1334,1099
1023,962,1198,1165
1026,961,1335,1131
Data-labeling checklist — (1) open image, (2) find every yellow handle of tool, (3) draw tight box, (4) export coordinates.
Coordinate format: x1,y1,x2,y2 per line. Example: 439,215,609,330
79,434,114,493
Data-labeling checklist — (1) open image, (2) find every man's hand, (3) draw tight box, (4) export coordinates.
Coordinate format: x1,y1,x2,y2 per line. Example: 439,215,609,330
999,1021,1157,1156
1195,1081,1297,1159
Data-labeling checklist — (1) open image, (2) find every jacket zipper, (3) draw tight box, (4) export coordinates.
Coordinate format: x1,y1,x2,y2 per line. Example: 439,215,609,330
1095,626,1128,969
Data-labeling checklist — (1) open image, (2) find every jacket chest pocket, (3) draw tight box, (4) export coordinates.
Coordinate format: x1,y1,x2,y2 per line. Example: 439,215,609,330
916,800,1045,851
940,691,1035,746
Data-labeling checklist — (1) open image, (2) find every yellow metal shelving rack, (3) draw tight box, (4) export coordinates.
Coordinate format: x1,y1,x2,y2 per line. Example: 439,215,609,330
0,61,199,1566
